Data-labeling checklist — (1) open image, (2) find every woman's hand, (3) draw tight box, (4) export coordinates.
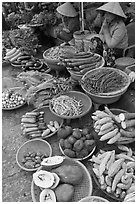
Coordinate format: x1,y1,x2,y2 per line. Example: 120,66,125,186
102,19,109,33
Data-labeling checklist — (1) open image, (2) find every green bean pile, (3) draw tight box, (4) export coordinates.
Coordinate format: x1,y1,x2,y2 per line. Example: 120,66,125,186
81,69,128,95
51,95,83,117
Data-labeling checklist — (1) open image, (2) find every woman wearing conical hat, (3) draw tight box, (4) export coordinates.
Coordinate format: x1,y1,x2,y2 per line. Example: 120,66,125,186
97,2,128,66
56,2,80,42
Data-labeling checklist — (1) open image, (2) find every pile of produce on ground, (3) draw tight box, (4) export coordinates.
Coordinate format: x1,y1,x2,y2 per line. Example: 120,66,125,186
25,77,73,108
81,68,129,95
60,51,104,75
58,126,95,159
50,95,83,117
89,146,135,200
2,89,25,109
21,151,49,169
33,156,83,202
92,107,135,144
21,111,61,139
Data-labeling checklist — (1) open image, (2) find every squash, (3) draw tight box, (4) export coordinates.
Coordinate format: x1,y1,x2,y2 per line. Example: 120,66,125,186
39,189,56,202
41,156,64,170
33,170,54,188
50,173,60,189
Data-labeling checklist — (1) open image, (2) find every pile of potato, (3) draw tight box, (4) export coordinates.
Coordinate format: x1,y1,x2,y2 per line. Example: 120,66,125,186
58,126,95,159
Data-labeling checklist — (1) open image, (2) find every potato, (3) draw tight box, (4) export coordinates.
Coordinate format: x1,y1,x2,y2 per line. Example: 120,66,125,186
76,148,89,158
72,129,82,139
63,139,72,149
82,128,89,135
64,149,76,158
73,139,84,152
68,135,77,144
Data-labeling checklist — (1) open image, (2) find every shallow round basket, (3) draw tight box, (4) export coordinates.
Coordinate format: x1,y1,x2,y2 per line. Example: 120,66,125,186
59,142,96,161
81,67,131,104
49,91,93,119
2,87,26,110
33,106,64,139
79,195,109,202
110,108,135,144
31,157,93,202
43,46,76,71
16,139,52,171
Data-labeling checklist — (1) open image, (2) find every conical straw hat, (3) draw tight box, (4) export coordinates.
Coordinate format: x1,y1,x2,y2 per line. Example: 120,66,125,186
96,2,127,19
56,2,78,17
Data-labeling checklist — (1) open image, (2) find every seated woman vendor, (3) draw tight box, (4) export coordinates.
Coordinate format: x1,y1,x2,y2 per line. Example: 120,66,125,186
56,2,80,42
97,2,128,66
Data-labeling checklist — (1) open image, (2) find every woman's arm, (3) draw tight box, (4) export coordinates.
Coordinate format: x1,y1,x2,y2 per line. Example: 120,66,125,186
102,20,126,48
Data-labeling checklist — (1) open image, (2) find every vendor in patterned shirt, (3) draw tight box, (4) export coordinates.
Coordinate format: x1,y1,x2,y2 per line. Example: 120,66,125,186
97,2,128,66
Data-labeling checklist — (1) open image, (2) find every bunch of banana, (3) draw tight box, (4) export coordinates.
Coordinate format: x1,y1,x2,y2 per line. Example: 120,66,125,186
92,107,135,144
89,148,135,200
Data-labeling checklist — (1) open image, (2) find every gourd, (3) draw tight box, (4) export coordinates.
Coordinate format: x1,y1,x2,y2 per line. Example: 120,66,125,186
33,170,54,188
40,189,56,202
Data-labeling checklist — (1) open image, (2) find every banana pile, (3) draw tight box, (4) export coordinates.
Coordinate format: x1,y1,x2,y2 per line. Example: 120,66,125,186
89,146,135,200
92,107,135,144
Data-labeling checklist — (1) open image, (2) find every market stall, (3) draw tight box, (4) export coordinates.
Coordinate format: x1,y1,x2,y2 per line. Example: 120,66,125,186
2,2,135,203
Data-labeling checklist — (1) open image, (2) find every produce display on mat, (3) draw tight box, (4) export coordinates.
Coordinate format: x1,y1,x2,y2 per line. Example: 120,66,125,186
92,107,135,144
2,89,26,109
25,77,73,108
50,95,83,117
81,68,130,95
60,51,104,75
21,111,61,139
89,147,135,201
58,126,96,160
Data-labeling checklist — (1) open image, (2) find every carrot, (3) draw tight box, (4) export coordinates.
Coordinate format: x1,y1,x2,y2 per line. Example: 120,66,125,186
115,153,135,161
